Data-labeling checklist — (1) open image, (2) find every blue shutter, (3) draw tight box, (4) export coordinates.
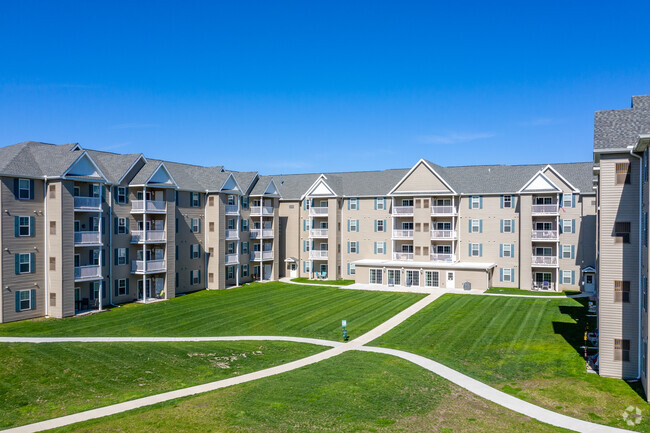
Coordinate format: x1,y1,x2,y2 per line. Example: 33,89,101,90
572,195,576,208
126,248,129,263
383,242,386,254
356,242,359,254
511,244,514,256
101,249,105,266
347,220,350,232
500,220,503,233
500,268,503,282
500,196,504,208
114,217,118,234
30,253,35,273
15,292,20,312
29,180,34,199
559,219,563,234
382,220,386,232
347,263,351,274
374,220,377,232
13,178,18,199
572,219,576,234
468,220,472,232
198,219,201,233
469,197,473,209
356,220,359,231
303,200,307,210
479,196,483,209
126,218,129,233
374,242,377,254
190,244,193,258
374,198,378,210
198,270,201,285
14,216,19,237
347,199,351,210
114,279,119,297
479,220,483,233
468,243,472,256
30,216,35,237
499,244,503,257
479,244,483,257
114,248,118,264
571,271,575,285
511,268,516,283
347,242,350,253
125,187,129,203
571,245,575,259
511,219,515,234
176,218,178,233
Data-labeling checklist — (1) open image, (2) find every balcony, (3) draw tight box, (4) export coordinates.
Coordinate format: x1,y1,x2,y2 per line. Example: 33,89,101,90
430,206,456,216
74,197,102,212
430,253,455,262
225,229,239,240
532,281,556,291
74,265,102,282
309,228,328,238
131,259,166,274
309,250,329,260
225,253,239,265
225,205,240,216
309,207,329,217
392,206,414,216
251,250,274,261
74,231,102,246
531,230,558,241
131,200,166,214
430,230,456,240
531,204,558,215
531,256,558,267
251,206,274,217
131,230,166,243
250,228,274,239
393,252,414,261
392,229,414,239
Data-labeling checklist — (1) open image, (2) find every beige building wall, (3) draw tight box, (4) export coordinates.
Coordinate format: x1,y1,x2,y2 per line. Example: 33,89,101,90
278,200,300,278
174,190,206,294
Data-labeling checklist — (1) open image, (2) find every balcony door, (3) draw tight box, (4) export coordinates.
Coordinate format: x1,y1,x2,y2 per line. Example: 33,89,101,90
535,247,552,256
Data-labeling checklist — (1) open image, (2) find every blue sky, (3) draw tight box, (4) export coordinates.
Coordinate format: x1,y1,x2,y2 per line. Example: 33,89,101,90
1,1,649,174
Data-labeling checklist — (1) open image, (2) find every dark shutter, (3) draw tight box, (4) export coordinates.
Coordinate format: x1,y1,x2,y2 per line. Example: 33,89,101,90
114,217,118,235
29,180,34,199
126,279,130,295
30,216,35,237
14,254,19,274
115,279,119,297
13,178,19,199
14,216,19,237
29,253,35,273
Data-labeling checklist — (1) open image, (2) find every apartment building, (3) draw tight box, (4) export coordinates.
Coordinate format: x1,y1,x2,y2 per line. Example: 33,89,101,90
593,94,650,396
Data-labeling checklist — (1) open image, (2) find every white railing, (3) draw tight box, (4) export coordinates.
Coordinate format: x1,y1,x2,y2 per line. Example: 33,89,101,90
225,205,240,215
310,228,329,237
251,250,274,261
532,256,558,266
309,207,329,216
74,265,102,280
431,230,455,239
131,230,166,243
74,231,101,245
225,229,239,240
531,204,558,214
431,253,455,262
532,281,556,291
393,252,414,261
430,205,455,215
392,229,414,239
531,230,558,240
262,228,273,237
309,250,329,259
392,206,414,216
132,259,166,273
251,206,274,216
73,197,102,211
225,253,239,264
250,229,261,239
131,200,166,213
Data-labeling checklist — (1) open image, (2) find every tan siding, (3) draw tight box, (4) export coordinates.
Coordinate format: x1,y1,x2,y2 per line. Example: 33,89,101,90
394,162,451,193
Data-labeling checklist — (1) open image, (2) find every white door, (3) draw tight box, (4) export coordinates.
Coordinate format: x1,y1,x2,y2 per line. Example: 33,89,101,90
446,271,455,289
290,263,297,278
584,273,595,293
264,264,272,280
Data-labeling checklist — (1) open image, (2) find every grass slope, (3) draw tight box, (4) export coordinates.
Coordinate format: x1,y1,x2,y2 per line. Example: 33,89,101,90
0,341,323,429
0,282,423,340
51,351,565,433
485,287,581,296
373,294,649,431
290,278,355,285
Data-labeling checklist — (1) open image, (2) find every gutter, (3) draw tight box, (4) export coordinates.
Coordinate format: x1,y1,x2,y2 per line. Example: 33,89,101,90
629,148,643,380
43,176,48,317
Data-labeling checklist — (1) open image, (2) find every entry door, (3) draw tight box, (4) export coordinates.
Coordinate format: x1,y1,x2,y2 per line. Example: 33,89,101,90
290,263,297,278
446,271,455,289
584,274,595,293
263,264,272,280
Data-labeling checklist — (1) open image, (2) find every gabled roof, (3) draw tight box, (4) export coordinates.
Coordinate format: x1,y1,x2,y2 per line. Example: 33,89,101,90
250,176,282,197
518,171,561,193
595,95,650,151
62,151,108,182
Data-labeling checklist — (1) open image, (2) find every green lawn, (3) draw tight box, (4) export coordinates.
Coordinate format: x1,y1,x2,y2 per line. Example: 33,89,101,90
290,277,355,285
372,294,650,431
485,287,582,297
0,282,423,340
0,341,323,429
51,351,565,433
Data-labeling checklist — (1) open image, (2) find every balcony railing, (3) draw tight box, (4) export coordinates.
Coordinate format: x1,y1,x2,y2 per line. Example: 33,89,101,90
532,281,556,291
392,229,413,239
430,205,456,216
392,206,414,216
531,230,558,241
393,252,414,261
74,196,102,211
131,230,166,243
250,228,273,239
309,228,328,238
531,256,558,266
74,265,102,281
309,250,328,260
74,231,102,245
431,230,455,240
309,207,329,217
430,253,455,262
225,229,239,240
225,253,239,265
251,206,274,216
132,259,166,273
225,205,240,215
251,250,274,261
131,200,166,213
531,204,558,215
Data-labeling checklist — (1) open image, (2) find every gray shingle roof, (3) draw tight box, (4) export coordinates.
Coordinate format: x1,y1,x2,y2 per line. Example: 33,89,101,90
595,95,650,150
85,150,143,184
0,141,90,178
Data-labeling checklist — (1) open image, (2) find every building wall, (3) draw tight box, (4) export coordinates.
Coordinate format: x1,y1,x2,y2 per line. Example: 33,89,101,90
278,200,300,278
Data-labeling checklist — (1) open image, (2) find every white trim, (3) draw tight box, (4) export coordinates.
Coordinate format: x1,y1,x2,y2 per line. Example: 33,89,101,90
388,159,457,195
301,174,337,200
219,172,244,195
144,162,179,188
62,151,108,182
517,170,562,193
117,154,147,184
69,143,83,151
541,165,579,193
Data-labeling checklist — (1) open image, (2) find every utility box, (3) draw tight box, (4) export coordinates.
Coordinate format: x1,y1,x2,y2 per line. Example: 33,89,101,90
463,282,471,291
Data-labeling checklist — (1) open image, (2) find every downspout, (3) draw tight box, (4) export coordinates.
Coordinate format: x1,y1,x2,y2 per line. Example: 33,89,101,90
43,176,48,317
630,148,643,380
204,191,208,290
108,184,113,307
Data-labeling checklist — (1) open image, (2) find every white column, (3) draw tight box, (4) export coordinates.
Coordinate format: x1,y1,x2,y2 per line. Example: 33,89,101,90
142,187,147,303
98,214,103,311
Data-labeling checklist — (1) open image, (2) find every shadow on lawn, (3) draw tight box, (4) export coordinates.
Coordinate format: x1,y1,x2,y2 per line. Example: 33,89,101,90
553,297,647,400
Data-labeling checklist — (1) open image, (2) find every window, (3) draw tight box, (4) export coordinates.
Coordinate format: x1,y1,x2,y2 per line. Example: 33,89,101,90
470,196,481,209
502,219,512,233
18,179,31,199
241,242,249,254
561,270,573,284
470,244,481,257
562,193,573,208
424,271,439,287
387,269,400,285
191,244,200,259
502,195,512,208
349,241,358,254
561,245,572,259
209,222,215,232
191,270,200,285
376,220,385,232
349,220,358,232
227,195,236,206
349,198,358,210
304,261,311,273
614,221,631,243
241,219,249,232
470,220,481,233
50,221,56,235
116,248,127,265
348,263,356,275
406,270,420,286
369,268,383,284
191,192,200,207
208,196,215,207
48,184,55,199
502,268,513,282
17,216,30,236
18,290,31,311
376,198,385,210
241,196,249,209
614,281,631,303
117,218,127,234
117,279,127,296
304,240,311,252
375,242,385,254
241,264,249,277
17,253,31,274
502,244,513,257
227,266,235,280
614,339,630,362
562,219,573,233
191,218,201,233
615,162,631,185
116,187,127,204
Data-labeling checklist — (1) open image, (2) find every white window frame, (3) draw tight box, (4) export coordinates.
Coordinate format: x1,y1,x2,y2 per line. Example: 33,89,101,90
562,270,572,284
92,281,101,299
470,244,480,257
117,217,127,234
502,244,513,257
191,192,200,207
471,220,480,232
191,244,200,259
562,219,572,233
18,216,30,236
425,271,439,287
387,269,400,285
191,218,200,233
349,198,358,210
502,268,513,282
350,219,358,232
471,196,480,208
241,264,249,277
18,179,30,199
350,242,358,254
369,268,383,284
376,198,385,210
117,279,127,296
563,193,573,208
227,266,235,280
376,242,385,254
304,261,311,273
18,253,31,274
116,187,127,204
117,248,127,265
503,219,512,233
191,270,200,285
503,195,512,208
376,220,385,232
18,289,31,310
349,263,356,275
562,245,572,259
406,270,420,286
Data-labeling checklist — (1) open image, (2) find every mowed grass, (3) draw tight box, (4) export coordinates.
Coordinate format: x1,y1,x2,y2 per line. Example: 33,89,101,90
0,341,323,429
290,277,355,286
51,351,565,433
373,294,650,431
0,282,423,340
485,287,581,297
